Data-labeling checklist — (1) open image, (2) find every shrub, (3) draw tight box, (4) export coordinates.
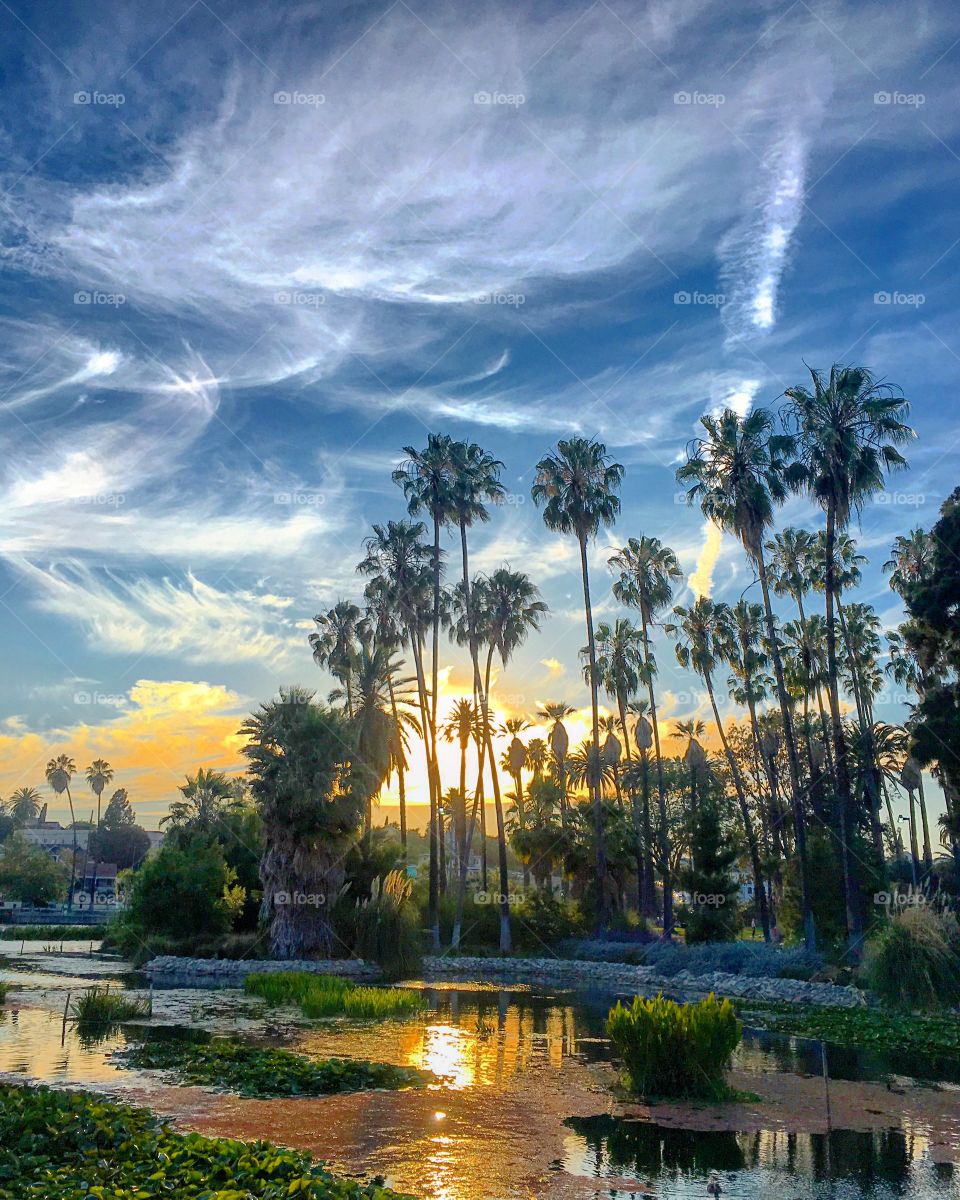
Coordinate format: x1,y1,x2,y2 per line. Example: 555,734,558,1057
861,907,960,1010
606,992,741,1099
0,983,8,1006
244,970,425,1019
113,1037,426,1097
0,834,68,905
72,986,149,1025
628,939,822,980
0,925,100,941
0,1083,408,1199
351,870,423,980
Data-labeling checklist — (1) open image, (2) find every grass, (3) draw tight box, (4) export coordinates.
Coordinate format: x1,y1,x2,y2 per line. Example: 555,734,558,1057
245,970,426,1020
71,986,150,1025
114,1037,428,1098
738,999,960,1062
0,983,7,1005
0,1082,409,1199
0,925,102,941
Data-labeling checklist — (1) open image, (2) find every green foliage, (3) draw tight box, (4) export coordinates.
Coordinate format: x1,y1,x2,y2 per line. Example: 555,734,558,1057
0,834,68,905
0,924,100,940
0,984,7,1005
350,870,423,980
87,788,151,869
861,907,960,1010
108,835,237,963
740,998,960,1061
114,1037,426,1097
0,1082,410,1199
245,970,425,1019
779,832,883,957
680,800,741,943
71,986,150,1025
606,992,741,1099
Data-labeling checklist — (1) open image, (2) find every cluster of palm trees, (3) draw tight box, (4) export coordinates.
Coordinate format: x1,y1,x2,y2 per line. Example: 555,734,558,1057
306,363,952,959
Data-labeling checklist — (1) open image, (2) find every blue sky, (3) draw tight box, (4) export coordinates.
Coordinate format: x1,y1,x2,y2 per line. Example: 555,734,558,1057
0,0,958,826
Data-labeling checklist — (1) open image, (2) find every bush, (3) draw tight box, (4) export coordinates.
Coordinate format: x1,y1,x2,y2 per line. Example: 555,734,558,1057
861,907,960,1010
245,970,425,1019
0,925,101,941
0,1083,408,1199
0,835,68,905
607,992,741,1099
627,939,822,980
0,983,7,1005
72,986,149,1025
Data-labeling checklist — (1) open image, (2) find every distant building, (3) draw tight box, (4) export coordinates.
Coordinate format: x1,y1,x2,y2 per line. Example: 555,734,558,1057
21,822,163,859
71,862,119,909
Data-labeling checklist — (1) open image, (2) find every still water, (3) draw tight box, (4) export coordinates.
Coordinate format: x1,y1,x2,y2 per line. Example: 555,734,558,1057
1,950,958,1199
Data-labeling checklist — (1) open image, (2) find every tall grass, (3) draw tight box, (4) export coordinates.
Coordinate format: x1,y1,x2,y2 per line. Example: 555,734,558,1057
607,992,741,1099
0,982,8,1005
350,870,423,981
245,970,424,1019
0,925,102,941
861,908,960,1011
72,986,150,1025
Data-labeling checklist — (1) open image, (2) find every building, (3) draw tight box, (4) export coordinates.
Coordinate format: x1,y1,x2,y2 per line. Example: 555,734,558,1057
21,822,164,858
71,862,119,909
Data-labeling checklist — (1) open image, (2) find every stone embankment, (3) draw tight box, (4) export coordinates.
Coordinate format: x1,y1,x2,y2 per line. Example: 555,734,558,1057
143,952,865,1007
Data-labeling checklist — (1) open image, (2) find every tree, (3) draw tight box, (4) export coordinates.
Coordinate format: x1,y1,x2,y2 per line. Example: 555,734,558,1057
538,702,575,829
88,789,151,870
393,436,457,948
609,533,683,931
310,600,363,717
784,364,913,954
0,833,68,905
84,758,114,907
533,437,623,927
884,528,935,598
45,754,77,911
241,688,362,959
441,698,478,888
681,799,740,943
667,599,771,940
677,405,812,949
162,768,243,842
6,786,42,828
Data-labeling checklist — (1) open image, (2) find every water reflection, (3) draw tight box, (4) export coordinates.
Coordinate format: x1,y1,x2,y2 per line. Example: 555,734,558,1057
564,1116,960,1198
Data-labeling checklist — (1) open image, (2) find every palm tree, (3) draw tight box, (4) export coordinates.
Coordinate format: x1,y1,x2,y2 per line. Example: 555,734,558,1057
6,786,42,828
441,698,478,886
588,620,645,769
358,519,440,946
310,600,363,717
503,717,530,831
162,767,242,837
533,437,623,927
609,534,683,932
45,755,77,909
667,600,771,940
883,528,934,597
84,759,114,908
538,701,576,825
625,699,657,914
676,405,811,948
471,568,548,949
783,364,913,953
526,738,547,778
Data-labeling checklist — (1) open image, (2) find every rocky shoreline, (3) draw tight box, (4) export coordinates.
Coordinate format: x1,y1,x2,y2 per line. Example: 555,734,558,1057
143,952,866,1007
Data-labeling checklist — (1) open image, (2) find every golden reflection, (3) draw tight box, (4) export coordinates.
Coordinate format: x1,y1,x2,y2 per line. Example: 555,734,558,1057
415,1024,476,1089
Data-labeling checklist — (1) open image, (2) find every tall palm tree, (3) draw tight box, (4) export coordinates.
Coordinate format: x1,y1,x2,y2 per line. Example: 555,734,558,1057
6,786,42,828
310,600,363,717
503,717,530,832
526,738,547,778
533,437,623,927
677,405,811,948
441,698,478,885
45,755,77,910
667,600,771,940
609,534,683,932
784,364,913,953
358,519,440,944
538,701,576,826
84,759,114,908
162,767,242,837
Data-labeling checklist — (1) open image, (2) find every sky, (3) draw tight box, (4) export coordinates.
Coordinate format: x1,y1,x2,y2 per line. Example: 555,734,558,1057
0,0,958,831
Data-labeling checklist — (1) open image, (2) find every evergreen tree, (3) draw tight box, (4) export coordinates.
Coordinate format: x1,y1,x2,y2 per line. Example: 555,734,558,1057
681,800,740,943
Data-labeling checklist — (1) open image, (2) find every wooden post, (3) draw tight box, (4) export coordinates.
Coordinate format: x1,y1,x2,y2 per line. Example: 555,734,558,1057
61,991,72,1046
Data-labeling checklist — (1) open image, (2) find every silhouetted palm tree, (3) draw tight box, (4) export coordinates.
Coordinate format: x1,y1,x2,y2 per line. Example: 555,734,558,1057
45,754,77,909
533,437,623,926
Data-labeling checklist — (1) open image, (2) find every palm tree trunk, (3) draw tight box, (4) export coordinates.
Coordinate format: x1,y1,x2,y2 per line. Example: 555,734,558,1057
578,531,607,928
823,508,862,952
756,547,815,951
410,634,440,949
65,785,77,912
705,675,771,941
907,789,920,886
917,773,933,873
639,610,672,933
388,675,408,854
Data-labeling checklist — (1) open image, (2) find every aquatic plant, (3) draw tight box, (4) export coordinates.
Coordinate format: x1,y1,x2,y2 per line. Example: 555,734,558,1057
0,925,101,941
71,986,149,1025
0,1082,408,1198
114,1038,426,1097
861,908,960,1011
607,992,741,1099
245,970,425,1019
0,983,7,1005
350,870,423,981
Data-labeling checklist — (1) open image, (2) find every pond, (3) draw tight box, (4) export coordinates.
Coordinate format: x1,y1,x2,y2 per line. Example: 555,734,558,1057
1,949,958,1199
